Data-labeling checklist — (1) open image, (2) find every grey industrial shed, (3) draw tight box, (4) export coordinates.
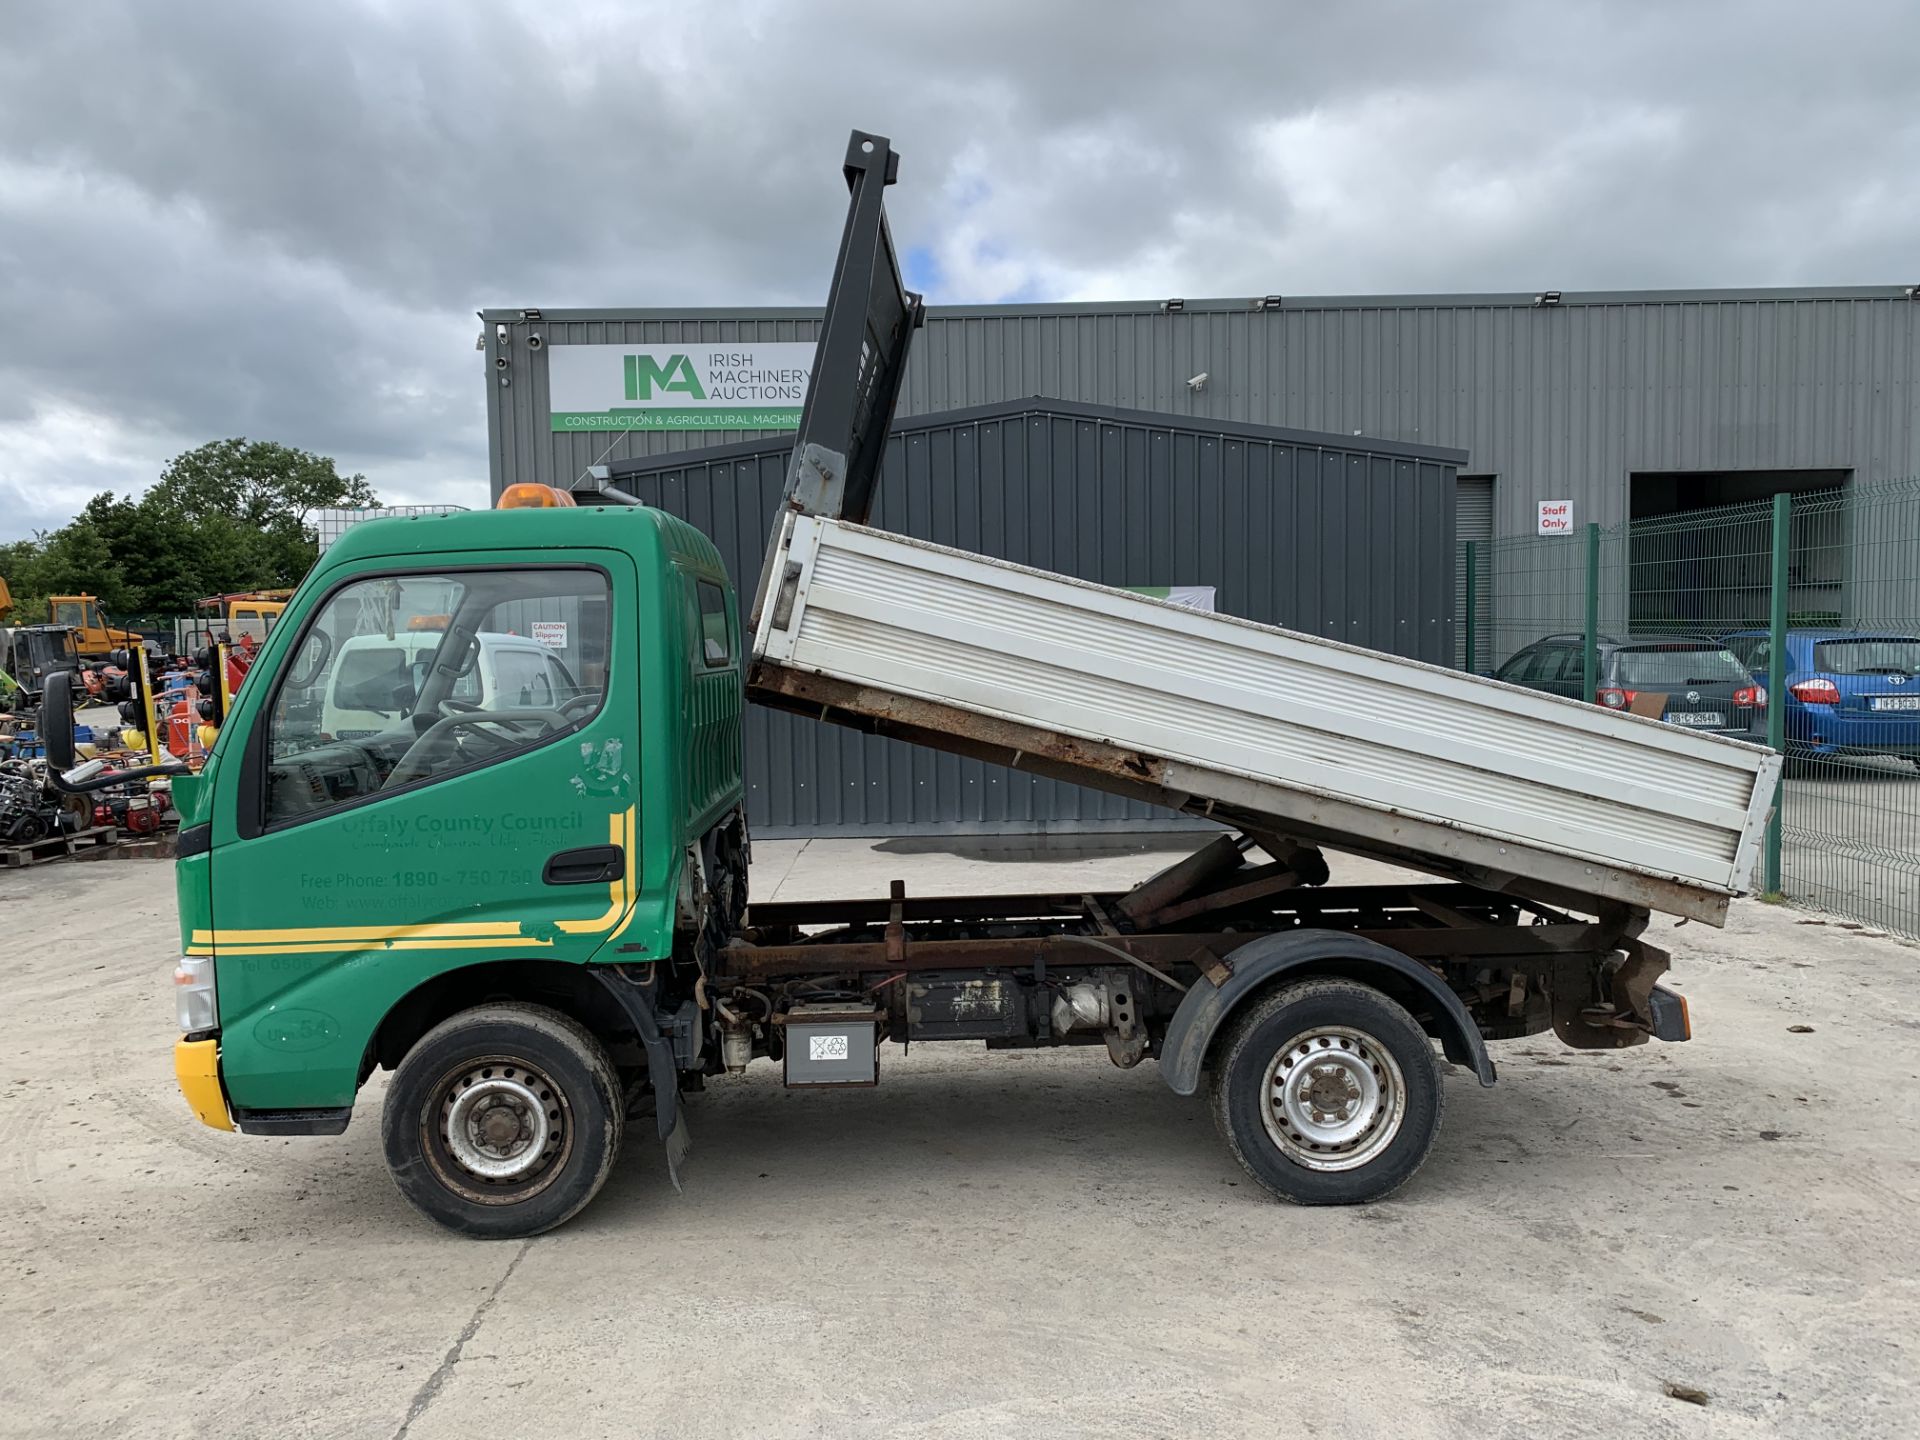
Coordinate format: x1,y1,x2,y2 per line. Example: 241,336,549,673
484,286,1920,539
599,398,1463,836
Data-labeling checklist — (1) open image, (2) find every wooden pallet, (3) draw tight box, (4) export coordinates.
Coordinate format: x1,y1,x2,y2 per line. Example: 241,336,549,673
0,825,118,868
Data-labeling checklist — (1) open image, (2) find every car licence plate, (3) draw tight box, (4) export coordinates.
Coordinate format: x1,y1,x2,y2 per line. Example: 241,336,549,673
1669,711,1725,727
1869,695,1920,712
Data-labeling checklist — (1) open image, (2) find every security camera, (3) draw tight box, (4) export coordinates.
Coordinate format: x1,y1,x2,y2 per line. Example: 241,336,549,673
1187,372,1209,392
527,333,544,351
495,355,510,371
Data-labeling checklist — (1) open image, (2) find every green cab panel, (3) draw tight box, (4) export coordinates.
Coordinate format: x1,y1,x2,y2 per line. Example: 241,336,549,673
197,506,744,1112
170,768,214,957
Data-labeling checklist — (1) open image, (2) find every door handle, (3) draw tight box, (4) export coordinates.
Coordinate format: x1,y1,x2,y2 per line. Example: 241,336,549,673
544,845,624,885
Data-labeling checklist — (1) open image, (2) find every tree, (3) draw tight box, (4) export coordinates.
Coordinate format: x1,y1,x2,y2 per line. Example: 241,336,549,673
146,438,377,594
31,513,133,613
0,439,378,622
149,438,376,532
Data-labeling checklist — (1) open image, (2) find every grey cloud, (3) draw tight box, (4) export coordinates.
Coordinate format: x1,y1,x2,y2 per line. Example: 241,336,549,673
2,0,1915,540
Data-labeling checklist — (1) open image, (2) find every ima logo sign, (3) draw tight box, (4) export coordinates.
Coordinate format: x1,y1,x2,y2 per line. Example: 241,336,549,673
623,353,707,402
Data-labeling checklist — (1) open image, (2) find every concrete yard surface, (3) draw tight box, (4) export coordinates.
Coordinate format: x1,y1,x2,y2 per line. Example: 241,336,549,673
2,837,1917,1439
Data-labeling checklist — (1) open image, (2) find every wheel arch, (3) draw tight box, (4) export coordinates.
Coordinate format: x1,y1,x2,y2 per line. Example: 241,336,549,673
1158,931,1495,1096
365,958,639,1082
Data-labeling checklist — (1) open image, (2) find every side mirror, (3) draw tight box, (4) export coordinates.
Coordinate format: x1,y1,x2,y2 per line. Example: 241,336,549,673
41,667,189,794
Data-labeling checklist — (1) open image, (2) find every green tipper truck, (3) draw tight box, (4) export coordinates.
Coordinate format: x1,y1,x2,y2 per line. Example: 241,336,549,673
42,132,1760,1238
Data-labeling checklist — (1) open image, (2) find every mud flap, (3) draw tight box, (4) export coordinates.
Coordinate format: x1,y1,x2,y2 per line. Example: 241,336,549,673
591,969,692,1191
664,1108,691,1193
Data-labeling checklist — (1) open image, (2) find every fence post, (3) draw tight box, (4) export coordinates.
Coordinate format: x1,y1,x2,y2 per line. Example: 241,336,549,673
1764,490,1791,895
1463,541,1478,674
1582,522,1600,703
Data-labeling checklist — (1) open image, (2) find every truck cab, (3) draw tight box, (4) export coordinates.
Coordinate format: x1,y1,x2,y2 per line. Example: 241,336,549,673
0,624,83,710
163,504,747,1234
48,594,142,663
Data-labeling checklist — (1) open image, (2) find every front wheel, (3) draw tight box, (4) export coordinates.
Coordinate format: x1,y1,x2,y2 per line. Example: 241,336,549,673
1209,979,1443,1205
382,1003,624,1238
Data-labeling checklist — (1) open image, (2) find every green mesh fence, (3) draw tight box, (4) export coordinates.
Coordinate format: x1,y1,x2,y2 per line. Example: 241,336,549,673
1459,479,1920,940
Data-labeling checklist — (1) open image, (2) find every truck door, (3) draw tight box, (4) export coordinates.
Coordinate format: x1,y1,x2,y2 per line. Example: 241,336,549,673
205,554,638,1114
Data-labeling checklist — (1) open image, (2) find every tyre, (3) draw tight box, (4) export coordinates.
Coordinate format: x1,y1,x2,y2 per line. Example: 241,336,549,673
1208,978,1443,1205
382,1002,624,1239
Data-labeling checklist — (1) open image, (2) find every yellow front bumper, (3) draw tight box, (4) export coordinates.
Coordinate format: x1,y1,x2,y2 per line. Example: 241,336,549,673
174,1037,235,1131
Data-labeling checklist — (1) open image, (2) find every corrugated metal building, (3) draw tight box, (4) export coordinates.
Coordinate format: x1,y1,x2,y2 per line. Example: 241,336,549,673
484,286,1920,538
479,285,1919,832
600,399,1461,835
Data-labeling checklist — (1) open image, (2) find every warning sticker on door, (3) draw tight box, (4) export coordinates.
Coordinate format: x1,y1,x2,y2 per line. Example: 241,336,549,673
809,1034,850,1061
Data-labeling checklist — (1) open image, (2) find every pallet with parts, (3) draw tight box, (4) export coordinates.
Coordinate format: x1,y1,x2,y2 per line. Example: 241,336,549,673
1,825,118,868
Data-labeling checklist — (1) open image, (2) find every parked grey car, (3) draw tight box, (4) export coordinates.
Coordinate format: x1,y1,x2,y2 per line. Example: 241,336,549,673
1494,633,1766,740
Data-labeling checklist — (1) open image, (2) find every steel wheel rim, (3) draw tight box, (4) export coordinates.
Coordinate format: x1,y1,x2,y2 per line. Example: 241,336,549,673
1259,1025,1406,1172
425,1056,572,1202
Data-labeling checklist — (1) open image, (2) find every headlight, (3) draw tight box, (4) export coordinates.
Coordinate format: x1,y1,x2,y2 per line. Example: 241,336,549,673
174,956,217,1033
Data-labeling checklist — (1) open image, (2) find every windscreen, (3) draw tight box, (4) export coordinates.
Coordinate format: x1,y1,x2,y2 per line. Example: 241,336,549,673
1614,646,1752,687
334,645,408,698
1812,638,1920,676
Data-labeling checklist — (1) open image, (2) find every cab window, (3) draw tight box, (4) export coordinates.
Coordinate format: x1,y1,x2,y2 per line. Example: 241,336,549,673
697,580,731,668
53,601,83,627
261,568,610,827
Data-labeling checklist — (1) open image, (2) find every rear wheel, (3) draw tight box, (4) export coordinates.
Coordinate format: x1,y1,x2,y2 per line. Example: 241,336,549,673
1209,979,1443,1205
382,1003,624,1239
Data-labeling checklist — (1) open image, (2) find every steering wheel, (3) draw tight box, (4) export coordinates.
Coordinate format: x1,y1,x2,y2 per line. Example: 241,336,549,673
385,708,571,790
559,692,600,720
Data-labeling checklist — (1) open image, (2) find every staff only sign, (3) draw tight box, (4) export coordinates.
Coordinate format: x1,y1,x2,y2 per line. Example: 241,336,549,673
547,343,815,432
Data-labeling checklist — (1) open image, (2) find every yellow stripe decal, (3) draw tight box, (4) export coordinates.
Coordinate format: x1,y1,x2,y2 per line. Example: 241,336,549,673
603,811,645,944
556,806,635,935
198,806,634,950
199,921,521,944
214,937,557,956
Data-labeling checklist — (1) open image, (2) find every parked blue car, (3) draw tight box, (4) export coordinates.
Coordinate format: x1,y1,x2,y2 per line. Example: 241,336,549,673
1722,629,1920,768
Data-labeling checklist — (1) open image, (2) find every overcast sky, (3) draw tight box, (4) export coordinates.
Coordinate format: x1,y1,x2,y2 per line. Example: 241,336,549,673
2,0,1914,540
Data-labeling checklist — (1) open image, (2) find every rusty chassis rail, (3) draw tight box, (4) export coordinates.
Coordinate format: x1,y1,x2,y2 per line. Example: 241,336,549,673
715,924,1626,982
746,881,1527,930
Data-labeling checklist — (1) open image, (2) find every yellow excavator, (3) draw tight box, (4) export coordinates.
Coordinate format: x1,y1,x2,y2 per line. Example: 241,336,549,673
46,593,144,663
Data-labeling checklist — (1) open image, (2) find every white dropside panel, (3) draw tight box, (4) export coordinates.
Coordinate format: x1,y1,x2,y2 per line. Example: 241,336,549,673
754,515,1780,900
